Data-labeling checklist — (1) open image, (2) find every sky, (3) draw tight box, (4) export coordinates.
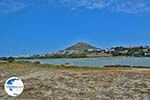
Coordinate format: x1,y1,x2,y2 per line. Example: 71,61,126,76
0,0,150,56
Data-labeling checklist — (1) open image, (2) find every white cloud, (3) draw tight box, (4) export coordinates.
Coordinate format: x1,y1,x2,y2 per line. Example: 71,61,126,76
0,0,150,14
111,0,150,14
59,0,150,14
59,0,110,9
0,0,29,13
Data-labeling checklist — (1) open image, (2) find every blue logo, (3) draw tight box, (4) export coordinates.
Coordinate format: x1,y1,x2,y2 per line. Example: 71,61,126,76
4,77,24,97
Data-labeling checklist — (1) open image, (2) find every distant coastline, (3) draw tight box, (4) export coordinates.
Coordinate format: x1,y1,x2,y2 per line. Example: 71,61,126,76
15,42,150,59
0,42,150,59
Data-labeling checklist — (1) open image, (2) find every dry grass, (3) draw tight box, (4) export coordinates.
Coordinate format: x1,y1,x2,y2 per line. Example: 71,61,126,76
0,62,150,100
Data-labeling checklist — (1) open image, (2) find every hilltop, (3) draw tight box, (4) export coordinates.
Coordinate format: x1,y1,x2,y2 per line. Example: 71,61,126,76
65,42,98,51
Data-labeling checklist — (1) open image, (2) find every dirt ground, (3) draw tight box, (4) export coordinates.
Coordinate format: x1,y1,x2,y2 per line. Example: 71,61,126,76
0,62,150,100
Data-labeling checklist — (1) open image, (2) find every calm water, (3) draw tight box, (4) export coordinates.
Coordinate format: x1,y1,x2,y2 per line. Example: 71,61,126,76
21,57,150,67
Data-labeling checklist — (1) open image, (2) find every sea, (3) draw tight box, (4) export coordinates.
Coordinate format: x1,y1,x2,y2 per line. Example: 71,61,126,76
18,57,150,67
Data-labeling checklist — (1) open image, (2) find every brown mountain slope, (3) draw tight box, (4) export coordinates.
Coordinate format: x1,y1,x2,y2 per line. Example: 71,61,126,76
65,42,98,51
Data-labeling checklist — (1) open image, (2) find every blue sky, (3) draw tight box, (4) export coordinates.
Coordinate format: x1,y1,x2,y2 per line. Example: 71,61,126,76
0,0,150,56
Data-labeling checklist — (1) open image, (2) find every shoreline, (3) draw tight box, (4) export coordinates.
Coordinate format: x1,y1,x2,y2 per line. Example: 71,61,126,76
1,61,150,69
14,56,150,60
15,57,150,69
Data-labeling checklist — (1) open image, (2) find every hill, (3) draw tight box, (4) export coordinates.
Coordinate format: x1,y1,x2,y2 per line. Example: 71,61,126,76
65,42,98,51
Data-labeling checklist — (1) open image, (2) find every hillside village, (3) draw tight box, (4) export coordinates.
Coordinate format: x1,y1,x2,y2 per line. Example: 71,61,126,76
55,42,112,58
